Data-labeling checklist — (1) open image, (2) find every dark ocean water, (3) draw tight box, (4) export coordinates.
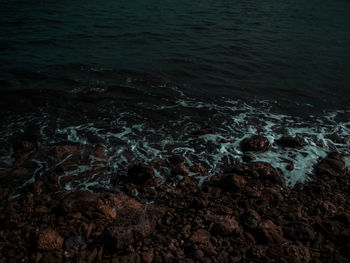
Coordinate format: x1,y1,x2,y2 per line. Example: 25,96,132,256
1,0,350,191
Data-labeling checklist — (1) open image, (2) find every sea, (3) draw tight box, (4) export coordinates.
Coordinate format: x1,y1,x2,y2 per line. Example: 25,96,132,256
1,0,350,192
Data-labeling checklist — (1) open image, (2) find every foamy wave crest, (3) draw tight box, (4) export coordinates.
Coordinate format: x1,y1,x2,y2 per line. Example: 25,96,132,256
1,90,349,191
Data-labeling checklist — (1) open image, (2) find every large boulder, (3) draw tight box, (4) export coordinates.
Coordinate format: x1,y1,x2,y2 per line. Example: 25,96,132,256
209,173,246,192
276,136,306,149
128,163,155,185
316,152,346,177
241,135,270,152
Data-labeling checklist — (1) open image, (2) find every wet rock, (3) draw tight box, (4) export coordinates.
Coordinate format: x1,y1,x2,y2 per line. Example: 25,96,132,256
335,212,350,225
283,244,311,263
114,253,141,263
283,222,316,243
128,163,155,185
193,126,215,136
316,152,346,177
262,187,284,202
132,218,153,240
210,215,240,236
39,250,63,263
190,229,211,245
241,135,270,152
210,173,246,192
141,249,154,263
103,218,152,252
179,176,197,189
189,164,207,175
32,181,44,195
248,162,286,186
286,162,294,171
168,155,186,166
63,235,86,251
256,220,284,245
221,138,236,143
103,226,134,251
13,140,35,152
76,249,98,263
98,205,116,219
60,190,99,215
250,245,268,259
244,209,261,230
172,164,190,176
37,229,64,251
34,145,78,163
242,154,256,162
276,136,306,149
321,200,338,215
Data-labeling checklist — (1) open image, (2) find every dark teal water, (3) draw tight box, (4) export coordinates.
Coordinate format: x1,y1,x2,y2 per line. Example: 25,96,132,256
1,0,350,112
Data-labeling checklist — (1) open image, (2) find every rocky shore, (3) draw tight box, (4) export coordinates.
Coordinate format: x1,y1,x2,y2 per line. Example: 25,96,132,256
0,137,349,263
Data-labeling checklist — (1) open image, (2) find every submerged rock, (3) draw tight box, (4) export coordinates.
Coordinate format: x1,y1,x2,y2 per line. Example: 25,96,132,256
276,136,306,149
241,135,270,152
128,163,155,185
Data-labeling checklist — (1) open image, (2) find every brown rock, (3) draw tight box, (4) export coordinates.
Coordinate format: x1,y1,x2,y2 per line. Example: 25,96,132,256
241,135,270,152
63,235,86,251
284,244,311,263
98,205,116,219
76,248,98,263
37,229,64,251
168,155,186,166
128,163,155,185
114,253,141,263
221,138,236,143
132,218,153,240
322,201,338,215
189,164,207,175
210,215,240,235
172,164,190,176
60,190,99,214
262,187,284,202
250,245,268,259
193,126,215,136
39,250,63,263
210,173,246,192
276,136,306,149
256,220,284,245
283,222,316,243
248,162,286,186
190,229,211,244
103,226,134,251
316,152,345,177
32,181,44,195
244,209,261,230
141,249,154,263
242,154,256,162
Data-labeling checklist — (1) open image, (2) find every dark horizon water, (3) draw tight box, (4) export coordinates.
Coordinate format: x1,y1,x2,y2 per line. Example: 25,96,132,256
1,0,350,192
1,0,350,112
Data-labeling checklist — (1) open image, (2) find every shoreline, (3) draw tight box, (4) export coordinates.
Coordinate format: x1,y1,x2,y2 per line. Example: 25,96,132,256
0,141,349,262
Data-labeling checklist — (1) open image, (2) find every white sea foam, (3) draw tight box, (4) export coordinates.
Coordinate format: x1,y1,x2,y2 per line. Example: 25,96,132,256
1,94,349,192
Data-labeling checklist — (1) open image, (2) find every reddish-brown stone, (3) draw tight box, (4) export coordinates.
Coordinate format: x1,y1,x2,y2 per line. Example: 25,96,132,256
37,229,64,251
